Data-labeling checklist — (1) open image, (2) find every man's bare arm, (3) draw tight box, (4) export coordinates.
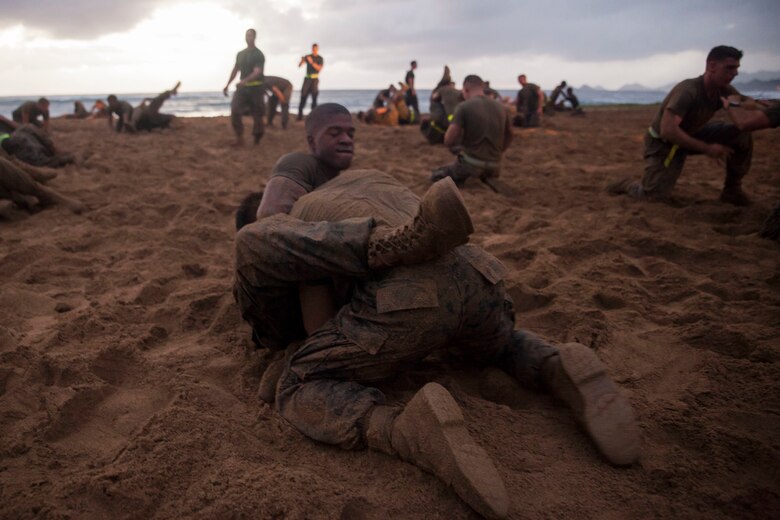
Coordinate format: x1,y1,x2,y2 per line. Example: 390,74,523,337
238,66,263,88
256,176,308,219
298,284,338,335
502,112,513,151
443,123,463,148
536,89,545,114
271,86,286,103
659,109,732,161
721,96,772,132
223,64,239,96
307,56,323,72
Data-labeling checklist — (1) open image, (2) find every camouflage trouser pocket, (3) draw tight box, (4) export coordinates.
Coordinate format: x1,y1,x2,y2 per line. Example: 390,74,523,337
375,279,438,313
456,244,509,285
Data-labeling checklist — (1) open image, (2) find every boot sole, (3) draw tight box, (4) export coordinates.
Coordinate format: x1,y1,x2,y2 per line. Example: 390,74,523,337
402,382,509,519
557,343,640,466
425,178,475,251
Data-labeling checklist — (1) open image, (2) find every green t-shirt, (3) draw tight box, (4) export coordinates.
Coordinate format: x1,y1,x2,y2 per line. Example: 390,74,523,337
236,47,265,80
763,102,780,129
651,75,740,134
304,54,324,77
263,76,293,99
270,152,336,193
453,96,508,162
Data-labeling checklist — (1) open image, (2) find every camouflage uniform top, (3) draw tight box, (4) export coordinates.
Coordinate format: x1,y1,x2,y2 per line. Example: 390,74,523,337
650,75,741,135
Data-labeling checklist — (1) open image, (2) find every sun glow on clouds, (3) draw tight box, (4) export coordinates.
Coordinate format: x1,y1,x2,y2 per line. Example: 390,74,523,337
0,2,255,95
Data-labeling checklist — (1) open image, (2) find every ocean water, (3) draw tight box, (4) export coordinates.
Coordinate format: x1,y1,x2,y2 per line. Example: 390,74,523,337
1,88,777,119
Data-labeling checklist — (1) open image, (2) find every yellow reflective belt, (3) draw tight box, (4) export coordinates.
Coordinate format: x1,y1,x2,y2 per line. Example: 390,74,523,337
648,126,679,167
663,145,679,167
307,73,319,79
430,121,446,134
0,133,10,144
244,80,263,87
447,114,454,122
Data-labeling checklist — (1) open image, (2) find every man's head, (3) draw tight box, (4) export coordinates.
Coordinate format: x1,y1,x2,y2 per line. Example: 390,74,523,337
235,191,263,231
705,45,743,87
312,43,319,55
305,103,355,171
107,94,119,108
462,75,485,99
37,97,49,111
245,28,257,47
561,80,567,88
411,60,417,70
518,74,527,86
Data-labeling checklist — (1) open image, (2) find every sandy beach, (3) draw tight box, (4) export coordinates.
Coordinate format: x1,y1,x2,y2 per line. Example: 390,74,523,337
1,107,779,519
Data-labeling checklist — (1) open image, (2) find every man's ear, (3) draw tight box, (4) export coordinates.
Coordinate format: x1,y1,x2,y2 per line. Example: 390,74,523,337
306,134,316,154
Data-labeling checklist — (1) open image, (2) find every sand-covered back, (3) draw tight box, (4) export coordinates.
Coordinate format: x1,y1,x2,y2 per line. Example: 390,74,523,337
1,108,778,519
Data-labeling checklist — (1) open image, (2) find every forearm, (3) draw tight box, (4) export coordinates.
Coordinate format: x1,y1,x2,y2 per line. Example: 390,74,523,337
256,177,307,219
662,125,710,153
443,124,461,148
726,108,770,132
225,68,238,87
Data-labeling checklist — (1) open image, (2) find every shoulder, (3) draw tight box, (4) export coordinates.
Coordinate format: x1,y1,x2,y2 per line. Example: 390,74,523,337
669,77,700,96
272,152,319,173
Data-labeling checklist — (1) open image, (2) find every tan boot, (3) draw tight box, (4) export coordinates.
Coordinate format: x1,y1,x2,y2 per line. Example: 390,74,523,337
542,343,640,466
366,383,509,519
367,177,474,269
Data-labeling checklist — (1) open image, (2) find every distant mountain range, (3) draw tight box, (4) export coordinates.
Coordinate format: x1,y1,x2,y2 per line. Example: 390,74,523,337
577,70,780,93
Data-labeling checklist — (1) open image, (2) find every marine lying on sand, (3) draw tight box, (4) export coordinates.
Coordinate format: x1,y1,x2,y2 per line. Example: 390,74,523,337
233,103,640,518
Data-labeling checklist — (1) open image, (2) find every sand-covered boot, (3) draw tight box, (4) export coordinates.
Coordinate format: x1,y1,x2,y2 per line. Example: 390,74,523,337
365,383,509,519
367,177,474,269
542,343,640,466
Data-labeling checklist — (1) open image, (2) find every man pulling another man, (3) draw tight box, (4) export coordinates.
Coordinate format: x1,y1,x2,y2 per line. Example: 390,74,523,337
233,103,640,518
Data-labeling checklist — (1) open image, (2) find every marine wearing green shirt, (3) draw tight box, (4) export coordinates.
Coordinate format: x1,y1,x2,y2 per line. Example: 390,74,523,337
224,28,267,146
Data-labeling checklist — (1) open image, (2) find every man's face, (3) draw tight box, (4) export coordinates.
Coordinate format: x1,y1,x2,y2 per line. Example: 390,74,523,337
708,58,740,87
518,75,527,86
309,114,355,170
245,30,256,46
312,44,319,56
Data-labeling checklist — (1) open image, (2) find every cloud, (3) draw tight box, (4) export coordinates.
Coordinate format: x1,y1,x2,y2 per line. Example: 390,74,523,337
0,0,164,38
0,0,778,94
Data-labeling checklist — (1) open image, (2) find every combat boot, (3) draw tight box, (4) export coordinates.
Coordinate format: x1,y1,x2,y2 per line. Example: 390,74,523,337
367,177,474,269
541,343,640,466
365,383,509,519
719,186,751,206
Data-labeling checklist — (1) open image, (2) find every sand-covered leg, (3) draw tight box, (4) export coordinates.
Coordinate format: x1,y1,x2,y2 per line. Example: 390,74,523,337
0,156,84,213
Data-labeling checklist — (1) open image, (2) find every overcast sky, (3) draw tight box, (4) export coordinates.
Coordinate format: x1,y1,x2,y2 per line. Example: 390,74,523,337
1,0,779,96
